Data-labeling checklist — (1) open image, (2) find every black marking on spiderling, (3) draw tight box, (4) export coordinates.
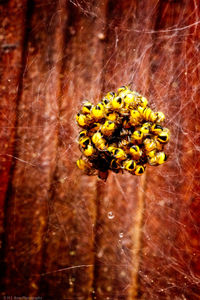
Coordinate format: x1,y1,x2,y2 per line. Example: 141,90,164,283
117,97,122,103
129,161,134,169
155,124,163,129
114,149,119,155
83,139,90,147
111,160,118,169
103,99,109,104
79,132,85,138
138,167,144,174
159,135,167,141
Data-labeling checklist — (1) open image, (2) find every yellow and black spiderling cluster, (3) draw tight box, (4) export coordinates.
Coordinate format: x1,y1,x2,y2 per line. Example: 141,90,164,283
76,86,170,180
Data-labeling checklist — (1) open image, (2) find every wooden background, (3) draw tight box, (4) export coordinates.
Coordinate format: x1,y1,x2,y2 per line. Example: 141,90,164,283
0,0,200,299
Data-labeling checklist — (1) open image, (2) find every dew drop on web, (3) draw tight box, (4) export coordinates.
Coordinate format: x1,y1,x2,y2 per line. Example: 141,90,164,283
119,232,124,238
107,211,115,219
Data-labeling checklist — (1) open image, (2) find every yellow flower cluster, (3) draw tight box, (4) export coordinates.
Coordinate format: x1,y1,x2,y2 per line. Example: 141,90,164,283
76,86,170,180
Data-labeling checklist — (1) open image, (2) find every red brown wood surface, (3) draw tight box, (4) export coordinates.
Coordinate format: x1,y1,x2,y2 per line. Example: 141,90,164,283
138,1,200,299
94,1,159,299
3,0,64,297
0,0,27,264
40,1,107,299
0,1,200,299
138,2,186,298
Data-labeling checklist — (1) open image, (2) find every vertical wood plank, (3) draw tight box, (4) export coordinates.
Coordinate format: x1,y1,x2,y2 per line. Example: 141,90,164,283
172,2,200,298
138,1,200,299
40,1,107,299
3,0,65,297
93,1,159,299
0,0,27,281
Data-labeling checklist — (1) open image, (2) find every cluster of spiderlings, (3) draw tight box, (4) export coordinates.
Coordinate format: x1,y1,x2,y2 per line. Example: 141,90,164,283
76,86,170,179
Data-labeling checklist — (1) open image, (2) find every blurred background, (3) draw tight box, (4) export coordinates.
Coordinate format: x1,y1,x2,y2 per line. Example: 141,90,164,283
0,0,200,299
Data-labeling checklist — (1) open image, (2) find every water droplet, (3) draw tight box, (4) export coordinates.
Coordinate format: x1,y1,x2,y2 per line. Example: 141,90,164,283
119,232,124,238
97,249,104,258
107,211,115,219
120,271,126,278
97,32,105,40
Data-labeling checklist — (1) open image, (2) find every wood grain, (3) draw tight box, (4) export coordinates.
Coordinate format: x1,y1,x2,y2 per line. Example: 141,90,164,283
40,1,107,299
0,0,27,280
3,0,65,297
138,1,200,299
94,1,159,299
